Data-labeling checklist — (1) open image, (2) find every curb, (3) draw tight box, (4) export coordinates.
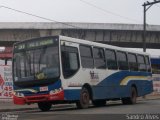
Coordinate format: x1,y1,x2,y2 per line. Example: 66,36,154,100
0,108,37,113
138,97,160,101
0,104,76,113
138,95,160,101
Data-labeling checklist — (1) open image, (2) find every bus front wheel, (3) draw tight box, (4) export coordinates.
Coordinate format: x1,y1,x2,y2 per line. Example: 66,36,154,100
38,102,52,111
76,87,90,109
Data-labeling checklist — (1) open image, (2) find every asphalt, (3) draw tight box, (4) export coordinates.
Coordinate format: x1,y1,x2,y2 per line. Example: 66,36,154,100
0,94,160,112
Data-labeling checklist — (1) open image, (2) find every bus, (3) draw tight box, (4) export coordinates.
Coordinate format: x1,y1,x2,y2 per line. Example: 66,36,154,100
151,57,160,94
151,57,160,74
12,35,153,111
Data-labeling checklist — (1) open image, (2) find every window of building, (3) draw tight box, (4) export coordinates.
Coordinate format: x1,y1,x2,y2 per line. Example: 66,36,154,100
93,47,106,69
137,55,146,71
128,53,138,71
80,45,94,68
105,49,118,70
117,51,129,70
61,46,79,78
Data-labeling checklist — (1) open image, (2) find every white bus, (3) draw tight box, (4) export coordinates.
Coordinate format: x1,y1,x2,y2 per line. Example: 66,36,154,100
12,35,153,111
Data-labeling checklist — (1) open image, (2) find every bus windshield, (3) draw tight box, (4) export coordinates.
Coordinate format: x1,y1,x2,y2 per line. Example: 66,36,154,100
13,38,59,84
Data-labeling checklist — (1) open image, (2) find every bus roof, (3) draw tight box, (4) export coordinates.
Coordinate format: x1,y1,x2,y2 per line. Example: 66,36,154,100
59,35,150,56
13,35,150,56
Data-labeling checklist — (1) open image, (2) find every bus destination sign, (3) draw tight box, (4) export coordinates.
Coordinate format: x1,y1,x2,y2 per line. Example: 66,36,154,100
15,38,55,50
27,39,54,48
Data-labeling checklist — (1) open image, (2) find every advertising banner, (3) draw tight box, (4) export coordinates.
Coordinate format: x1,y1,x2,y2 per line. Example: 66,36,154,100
0,65,13,101
152,74,160,94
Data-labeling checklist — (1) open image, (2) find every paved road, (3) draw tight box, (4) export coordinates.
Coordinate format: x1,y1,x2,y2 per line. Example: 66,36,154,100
1,99,160,120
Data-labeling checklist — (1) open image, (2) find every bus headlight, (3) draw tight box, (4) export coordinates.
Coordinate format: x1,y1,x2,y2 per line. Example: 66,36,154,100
13,92,24,98
50,88,62,95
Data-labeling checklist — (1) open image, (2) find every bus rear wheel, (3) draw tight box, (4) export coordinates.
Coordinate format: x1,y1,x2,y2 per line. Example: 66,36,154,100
38,102,52,111
76,87,90,109
122,86,137,105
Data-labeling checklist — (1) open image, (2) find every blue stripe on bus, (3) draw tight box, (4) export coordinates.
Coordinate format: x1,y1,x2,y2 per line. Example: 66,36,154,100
91,71,152,100
63,71,153,101
97,71,151,86
14,71,153,101
64,89,81,100
92,80,153,100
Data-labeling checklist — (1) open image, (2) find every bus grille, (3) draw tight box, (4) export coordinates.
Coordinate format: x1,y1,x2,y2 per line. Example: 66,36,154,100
26,95,48,102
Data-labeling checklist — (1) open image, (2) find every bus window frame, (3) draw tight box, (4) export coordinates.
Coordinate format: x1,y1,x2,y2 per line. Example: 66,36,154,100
116,51,129,70
105,48,118,70
61,45,80,79
137,54,146,72
128,53,138,71
145,55,151,72
79,44,94,69
93,46,106,69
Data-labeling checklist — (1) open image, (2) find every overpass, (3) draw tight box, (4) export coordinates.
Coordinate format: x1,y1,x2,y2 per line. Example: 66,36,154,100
0,22,160,48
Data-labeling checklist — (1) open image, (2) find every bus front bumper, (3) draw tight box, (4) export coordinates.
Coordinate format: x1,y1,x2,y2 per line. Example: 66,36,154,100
13,90,64,105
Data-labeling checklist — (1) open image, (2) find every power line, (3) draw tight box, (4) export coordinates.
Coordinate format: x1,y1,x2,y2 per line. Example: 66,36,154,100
79,0,141,23
0,5,81,29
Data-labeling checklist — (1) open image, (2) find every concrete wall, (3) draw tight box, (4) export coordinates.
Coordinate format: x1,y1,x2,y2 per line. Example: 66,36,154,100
0,22,160,48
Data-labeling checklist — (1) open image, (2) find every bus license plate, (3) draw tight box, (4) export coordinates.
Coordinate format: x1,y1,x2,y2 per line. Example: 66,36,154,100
40,86,48,92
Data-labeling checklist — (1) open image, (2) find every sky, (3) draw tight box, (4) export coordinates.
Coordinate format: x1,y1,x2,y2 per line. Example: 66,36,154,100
0,0,160,24
0,0,160,57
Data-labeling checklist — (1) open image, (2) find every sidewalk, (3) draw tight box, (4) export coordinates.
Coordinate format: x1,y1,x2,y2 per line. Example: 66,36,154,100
0,101,38,112
0,94,160,112
138,94,160,100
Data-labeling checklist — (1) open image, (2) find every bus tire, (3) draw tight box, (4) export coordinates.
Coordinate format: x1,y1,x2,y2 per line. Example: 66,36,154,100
122,86,137,105
130,86,137,104
38,102,52,111
92,100,106,107
76,87,90,109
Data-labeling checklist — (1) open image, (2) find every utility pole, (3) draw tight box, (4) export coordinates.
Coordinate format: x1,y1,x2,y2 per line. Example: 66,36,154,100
142,0,160,52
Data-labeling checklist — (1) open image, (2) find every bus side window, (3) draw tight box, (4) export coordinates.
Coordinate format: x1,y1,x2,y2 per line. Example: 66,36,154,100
61,46,80,78
145,56,151,72
128,53,138,71
80,45,94,68
117,51,129,70
93,47,106,69
137,55,146,71
105,49,118,70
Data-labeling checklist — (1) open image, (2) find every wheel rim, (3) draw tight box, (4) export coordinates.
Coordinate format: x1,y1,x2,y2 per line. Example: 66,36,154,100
82,91,89,105
132,88,137,103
